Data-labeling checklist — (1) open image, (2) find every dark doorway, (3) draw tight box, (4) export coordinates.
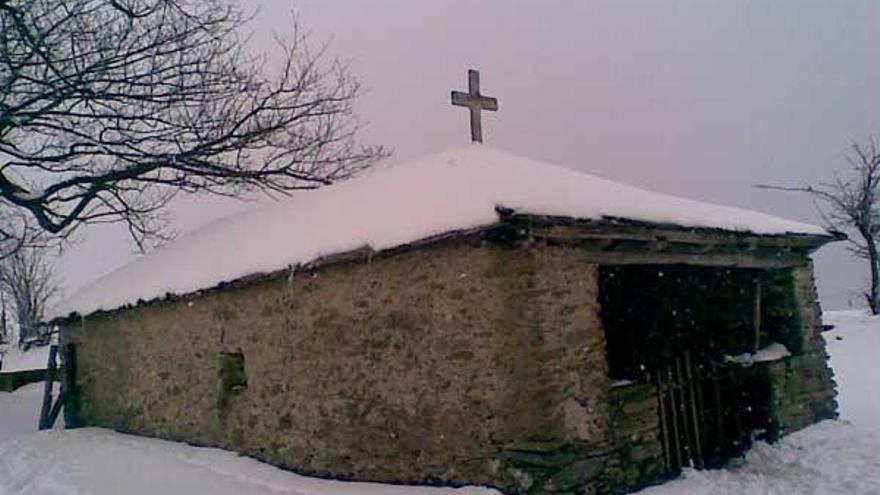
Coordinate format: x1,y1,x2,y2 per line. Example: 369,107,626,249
599,265,797,474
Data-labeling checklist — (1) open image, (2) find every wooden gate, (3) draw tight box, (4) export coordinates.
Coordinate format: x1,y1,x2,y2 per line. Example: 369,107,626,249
653,350,761,473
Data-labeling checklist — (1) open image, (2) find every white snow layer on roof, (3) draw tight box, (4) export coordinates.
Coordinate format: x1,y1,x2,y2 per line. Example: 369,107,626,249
52,145,827,319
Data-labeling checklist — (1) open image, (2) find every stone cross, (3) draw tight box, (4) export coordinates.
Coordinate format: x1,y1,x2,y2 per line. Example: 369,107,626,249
451,69,498,143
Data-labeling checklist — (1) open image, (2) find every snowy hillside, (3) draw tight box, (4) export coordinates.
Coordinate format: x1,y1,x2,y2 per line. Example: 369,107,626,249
0,310,876,495
52,145,829,320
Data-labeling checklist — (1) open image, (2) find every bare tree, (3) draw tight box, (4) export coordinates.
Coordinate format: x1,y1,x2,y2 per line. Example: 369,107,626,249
758,139,879,315
0,246,59,345
0,0,386,253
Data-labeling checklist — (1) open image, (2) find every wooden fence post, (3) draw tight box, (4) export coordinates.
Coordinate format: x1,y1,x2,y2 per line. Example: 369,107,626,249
37,344,58,430
61,342,82,428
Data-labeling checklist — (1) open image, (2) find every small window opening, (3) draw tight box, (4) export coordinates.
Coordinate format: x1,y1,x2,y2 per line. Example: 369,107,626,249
219,350,248,395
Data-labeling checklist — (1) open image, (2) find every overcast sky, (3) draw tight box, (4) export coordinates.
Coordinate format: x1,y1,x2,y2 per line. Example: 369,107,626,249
59,0,879,309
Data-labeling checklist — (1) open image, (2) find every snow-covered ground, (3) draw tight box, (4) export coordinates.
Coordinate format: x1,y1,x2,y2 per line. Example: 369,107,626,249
0,311,877,494
0,382,49,444
824,310,880,435
0,424,496,495
636,415,878,495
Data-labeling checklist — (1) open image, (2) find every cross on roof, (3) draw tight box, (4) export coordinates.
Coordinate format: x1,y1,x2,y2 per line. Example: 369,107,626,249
451,69,498,144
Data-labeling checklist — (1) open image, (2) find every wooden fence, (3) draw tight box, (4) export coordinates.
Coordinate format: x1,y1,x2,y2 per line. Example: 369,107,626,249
0,368,61,392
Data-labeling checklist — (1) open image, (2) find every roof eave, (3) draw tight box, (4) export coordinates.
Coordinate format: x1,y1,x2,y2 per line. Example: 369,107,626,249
498,213,845,251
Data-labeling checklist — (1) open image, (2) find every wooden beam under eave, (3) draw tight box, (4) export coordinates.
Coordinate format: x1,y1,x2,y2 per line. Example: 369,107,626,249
546,236,811,268
570,248,808,269
507,215,844,252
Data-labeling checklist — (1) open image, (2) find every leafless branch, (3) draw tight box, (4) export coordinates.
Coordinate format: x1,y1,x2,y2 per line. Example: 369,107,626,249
0,245,59,345
756,137,880,314
0,0,387,252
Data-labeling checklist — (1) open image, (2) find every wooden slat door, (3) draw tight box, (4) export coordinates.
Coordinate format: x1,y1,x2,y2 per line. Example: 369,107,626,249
654,351,753,474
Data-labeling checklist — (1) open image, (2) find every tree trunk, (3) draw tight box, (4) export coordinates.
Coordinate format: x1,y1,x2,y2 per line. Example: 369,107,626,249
867,238,880,316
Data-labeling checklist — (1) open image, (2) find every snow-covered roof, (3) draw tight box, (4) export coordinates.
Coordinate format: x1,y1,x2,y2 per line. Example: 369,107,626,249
52,145,828,319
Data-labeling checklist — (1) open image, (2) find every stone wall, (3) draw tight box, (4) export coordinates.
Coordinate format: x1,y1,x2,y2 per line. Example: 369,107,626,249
599,383,665,493
65,241,613,494
765,262,838,435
